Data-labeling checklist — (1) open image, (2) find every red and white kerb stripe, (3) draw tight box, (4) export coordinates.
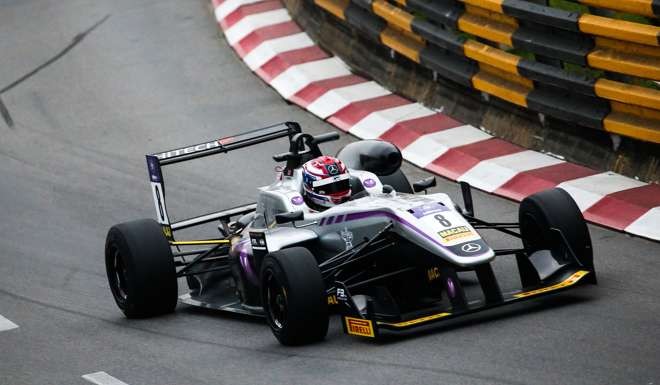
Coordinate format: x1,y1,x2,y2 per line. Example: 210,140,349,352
211,0,660,241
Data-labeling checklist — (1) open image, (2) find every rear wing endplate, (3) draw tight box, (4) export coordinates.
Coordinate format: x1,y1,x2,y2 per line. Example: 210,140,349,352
145,122,301,239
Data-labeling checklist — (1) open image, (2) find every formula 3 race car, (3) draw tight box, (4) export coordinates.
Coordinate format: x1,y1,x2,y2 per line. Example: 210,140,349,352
105,122,596,345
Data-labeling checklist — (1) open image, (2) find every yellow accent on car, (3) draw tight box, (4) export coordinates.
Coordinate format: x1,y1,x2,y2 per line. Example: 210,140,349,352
378,312,451,328
514,270,590,298
345,317,375,337
169,239,231,246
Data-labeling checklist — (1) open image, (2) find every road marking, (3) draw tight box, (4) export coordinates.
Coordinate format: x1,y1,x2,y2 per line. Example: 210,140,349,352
0,314,18,332
82,372,130,385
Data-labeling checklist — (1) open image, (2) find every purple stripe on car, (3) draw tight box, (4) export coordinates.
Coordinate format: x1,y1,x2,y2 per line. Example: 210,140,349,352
335,214,344,224
319,217,326,226
238,241,258,285
327,216,335,225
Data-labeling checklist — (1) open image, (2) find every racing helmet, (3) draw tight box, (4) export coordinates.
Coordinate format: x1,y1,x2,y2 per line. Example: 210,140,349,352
301,155,351,210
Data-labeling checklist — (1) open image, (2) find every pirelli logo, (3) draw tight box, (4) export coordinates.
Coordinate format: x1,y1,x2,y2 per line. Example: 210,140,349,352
438,226,472,242
345,317,375,338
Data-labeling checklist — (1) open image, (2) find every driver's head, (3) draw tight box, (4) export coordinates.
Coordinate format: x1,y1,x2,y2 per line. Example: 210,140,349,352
302,156,351,211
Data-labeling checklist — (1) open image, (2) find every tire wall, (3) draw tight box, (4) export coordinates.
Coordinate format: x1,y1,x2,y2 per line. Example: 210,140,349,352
283,0,660,183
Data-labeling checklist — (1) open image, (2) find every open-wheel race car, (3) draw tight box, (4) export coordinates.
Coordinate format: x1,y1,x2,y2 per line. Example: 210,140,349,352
105,122,596,345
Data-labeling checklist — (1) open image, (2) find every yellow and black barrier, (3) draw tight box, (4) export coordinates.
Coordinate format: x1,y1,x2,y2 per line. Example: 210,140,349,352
312,0,660,143
575,0,660,18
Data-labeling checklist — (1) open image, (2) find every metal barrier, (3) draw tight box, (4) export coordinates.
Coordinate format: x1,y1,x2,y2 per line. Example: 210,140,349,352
311,0,660,143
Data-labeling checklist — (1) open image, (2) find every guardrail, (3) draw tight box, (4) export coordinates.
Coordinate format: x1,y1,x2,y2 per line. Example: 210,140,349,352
311,0,660,144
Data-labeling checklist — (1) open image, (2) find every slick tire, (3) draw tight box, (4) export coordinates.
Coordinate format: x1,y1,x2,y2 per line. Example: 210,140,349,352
519,188,593,270
105,218,177,318
260,247,328,346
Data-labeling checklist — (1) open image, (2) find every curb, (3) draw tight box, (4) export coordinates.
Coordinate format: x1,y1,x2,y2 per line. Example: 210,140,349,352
211,0,660,241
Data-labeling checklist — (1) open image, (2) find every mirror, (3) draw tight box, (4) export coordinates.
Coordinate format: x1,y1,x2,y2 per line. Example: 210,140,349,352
413,176,436,193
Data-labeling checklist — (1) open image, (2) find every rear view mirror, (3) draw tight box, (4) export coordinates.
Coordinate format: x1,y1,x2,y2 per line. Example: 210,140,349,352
275,211,304,224
413,176,436,193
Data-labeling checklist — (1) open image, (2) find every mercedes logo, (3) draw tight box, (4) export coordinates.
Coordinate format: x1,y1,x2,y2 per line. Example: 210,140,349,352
461,243,481,253
327,164,339,175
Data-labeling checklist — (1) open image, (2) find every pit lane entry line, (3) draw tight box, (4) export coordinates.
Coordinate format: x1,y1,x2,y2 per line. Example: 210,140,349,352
0,314,18,332
82,372,130,385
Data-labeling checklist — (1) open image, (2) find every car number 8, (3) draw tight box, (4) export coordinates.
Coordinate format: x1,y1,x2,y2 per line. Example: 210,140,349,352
434,214,451,227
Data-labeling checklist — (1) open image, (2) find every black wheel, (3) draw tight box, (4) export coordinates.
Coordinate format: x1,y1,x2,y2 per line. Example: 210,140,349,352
260,247,328,345
378,169,413,194
105,218,177,318
519,188,593,269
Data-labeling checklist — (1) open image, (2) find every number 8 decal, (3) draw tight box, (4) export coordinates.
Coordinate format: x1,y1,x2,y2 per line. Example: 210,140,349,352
434,214,451,227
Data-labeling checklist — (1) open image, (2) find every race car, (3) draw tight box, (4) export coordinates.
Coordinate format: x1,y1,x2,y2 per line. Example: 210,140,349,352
105,122,596,345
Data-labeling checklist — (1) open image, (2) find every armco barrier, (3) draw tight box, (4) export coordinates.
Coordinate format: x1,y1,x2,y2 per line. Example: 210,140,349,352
212,0,660,240
311,0,660,144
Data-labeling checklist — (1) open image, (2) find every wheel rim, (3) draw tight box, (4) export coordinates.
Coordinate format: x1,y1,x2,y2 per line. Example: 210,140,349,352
264,270,287,330
111,247,129,301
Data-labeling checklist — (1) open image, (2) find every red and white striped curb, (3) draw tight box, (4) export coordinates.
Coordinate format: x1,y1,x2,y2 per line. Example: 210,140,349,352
211,0,660,241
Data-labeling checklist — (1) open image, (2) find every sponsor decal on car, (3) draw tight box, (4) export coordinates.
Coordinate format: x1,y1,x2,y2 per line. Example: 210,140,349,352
155,141,221,160
427,267,441,282
461,242,482,253
327,294,338,305
161,225,173,240
340,227,353,250
438,226,473,242
345,317,375,337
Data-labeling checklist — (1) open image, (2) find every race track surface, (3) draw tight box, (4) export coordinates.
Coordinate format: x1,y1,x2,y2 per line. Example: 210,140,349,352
0,1,659,384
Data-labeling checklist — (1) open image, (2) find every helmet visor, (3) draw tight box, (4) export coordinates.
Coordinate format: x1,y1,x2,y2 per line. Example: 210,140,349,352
311,174,350,195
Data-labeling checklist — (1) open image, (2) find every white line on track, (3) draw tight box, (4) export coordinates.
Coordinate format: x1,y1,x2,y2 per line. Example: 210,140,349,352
82,372,130,385
0,314,18,332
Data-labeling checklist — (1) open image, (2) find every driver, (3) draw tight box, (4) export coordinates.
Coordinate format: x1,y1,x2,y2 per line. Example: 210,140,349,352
301,155,351,211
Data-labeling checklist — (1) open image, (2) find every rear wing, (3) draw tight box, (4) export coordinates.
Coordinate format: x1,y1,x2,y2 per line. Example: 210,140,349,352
145,122,302,239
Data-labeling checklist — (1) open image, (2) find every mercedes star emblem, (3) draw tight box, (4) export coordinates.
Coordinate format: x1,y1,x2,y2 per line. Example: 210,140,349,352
461,243,481,253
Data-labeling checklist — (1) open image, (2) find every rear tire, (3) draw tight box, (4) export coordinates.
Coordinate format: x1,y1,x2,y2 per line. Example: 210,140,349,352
519,188,593,269
260,247,328,345
105,219,177,318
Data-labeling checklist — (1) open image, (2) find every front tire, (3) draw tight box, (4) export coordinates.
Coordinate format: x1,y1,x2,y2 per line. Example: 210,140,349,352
260,247,328,345
105,218,177,318
519,188,593,270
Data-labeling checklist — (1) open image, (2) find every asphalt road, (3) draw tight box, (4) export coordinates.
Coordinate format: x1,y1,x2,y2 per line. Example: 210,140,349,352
1,1,659,384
